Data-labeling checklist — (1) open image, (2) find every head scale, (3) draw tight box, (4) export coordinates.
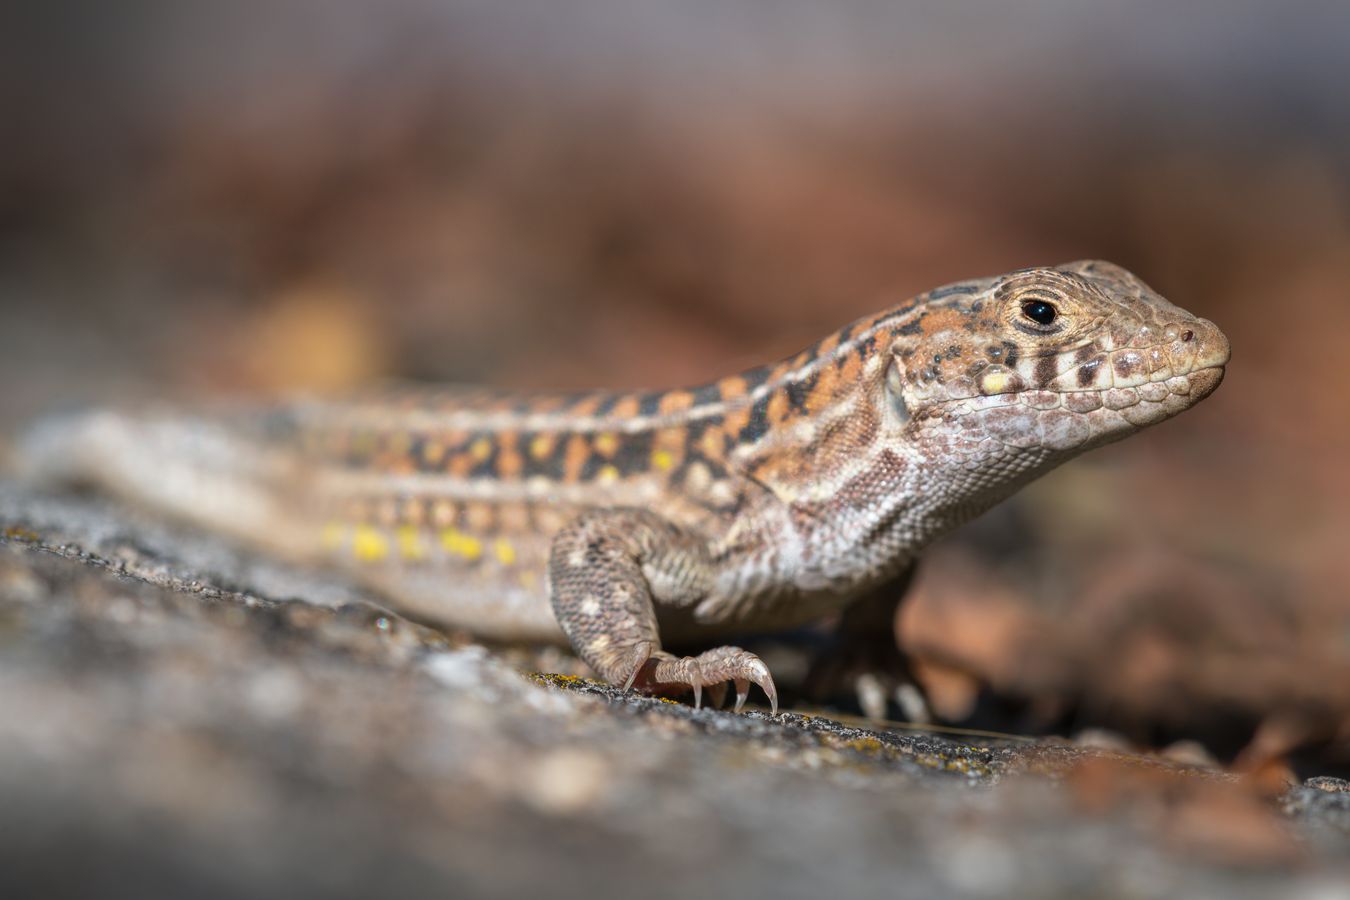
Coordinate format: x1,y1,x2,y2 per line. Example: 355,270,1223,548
880,259,1229,513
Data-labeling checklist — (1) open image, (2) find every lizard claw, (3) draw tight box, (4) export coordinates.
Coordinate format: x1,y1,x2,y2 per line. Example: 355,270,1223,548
733,679,750,713
622,641,654,692
646,646,777,715
748,660,778,717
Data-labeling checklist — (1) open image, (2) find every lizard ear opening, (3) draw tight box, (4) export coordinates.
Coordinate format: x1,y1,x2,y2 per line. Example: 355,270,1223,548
884,357,911,425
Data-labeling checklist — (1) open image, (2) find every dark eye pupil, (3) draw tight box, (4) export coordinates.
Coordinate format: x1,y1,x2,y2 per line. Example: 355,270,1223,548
1022,301,1057,326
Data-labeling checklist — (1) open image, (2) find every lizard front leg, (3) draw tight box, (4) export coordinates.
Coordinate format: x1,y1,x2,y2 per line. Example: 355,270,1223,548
547,508,777,714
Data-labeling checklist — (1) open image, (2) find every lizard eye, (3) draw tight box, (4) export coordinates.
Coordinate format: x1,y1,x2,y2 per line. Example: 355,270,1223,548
1021,300,1058,326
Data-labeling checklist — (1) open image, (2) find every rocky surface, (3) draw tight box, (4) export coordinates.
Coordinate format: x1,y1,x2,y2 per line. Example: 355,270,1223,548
2,480,1348,900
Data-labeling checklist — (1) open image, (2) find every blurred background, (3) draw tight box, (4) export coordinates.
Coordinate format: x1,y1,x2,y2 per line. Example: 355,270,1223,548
2,0,1348,766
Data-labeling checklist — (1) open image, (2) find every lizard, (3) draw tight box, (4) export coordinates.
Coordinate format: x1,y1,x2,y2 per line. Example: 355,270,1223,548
16,260,1230,716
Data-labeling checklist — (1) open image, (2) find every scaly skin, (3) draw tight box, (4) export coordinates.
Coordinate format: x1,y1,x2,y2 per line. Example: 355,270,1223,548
20,261,1230,714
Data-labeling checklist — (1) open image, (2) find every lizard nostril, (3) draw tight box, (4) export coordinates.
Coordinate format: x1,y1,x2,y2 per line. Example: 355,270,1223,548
1180,329,1194,342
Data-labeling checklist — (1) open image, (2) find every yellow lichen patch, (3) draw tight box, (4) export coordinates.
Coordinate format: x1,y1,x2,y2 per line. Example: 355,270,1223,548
352,525,390,562
844,736,886,755
651,449,675,471
593,432,619,457
440,528,482,561
320,522,346,551
525,672,601,690
494,538,517,566
397,525,426,561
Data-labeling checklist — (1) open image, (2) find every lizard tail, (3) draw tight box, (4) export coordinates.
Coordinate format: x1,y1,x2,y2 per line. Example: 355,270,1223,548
14,407,309,551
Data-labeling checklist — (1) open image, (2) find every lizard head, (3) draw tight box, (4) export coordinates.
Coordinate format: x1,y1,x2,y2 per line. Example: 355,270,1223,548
883,260,1229,496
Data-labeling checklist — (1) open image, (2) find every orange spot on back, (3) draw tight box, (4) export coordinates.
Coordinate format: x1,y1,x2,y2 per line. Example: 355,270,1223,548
920,307,968,336
806,364,840,414
659,391,695,416
567,394,604,418
716,375,748,401
496,431,523,478
563,434,591,481
609,394,640,420
699,428,726,461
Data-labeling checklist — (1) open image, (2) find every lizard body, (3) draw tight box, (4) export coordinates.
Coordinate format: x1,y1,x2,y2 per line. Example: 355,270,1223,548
21,260,1229,712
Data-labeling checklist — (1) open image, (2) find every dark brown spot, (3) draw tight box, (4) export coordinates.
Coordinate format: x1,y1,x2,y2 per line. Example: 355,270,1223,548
692,383,723,406
1181,329,1194,342
738,395,772,444
928,283,976,300
1034,355,1058,388
637,392,664,417
1077,358,1103,387
785,372,818,414
612,430,655,476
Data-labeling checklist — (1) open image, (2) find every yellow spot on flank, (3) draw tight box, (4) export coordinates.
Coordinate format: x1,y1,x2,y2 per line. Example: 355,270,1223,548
597,464,620,484
440,529,482,561
422,440,445,466
397,525,425,561
594,432,619,456
981,371,1010,395
469,437,493,462
352,525,390,562
494,538,517,566
530,434,555,459
651,449,675,471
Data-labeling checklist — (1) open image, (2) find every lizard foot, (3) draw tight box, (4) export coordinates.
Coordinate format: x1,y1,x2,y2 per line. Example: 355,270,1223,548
628,644,778,715
805,635,931,723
